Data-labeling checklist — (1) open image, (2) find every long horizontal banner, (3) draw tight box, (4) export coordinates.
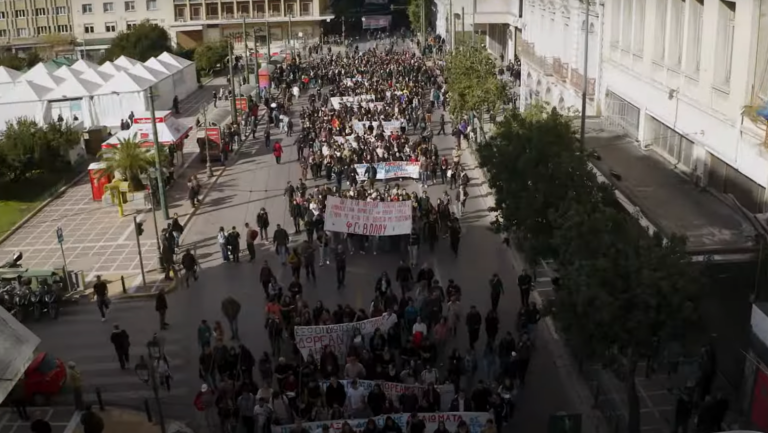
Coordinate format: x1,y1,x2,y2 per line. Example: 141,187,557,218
354,162,420,180
325,196,413,237
331,95,376,109
353,120,401,135
272,413,493,433
294,313,398,359
321,380,454,407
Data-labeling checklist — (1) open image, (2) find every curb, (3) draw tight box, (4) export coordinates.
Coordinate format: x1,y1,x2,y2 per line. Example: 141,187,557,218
0,171,88,245
117,277,179,300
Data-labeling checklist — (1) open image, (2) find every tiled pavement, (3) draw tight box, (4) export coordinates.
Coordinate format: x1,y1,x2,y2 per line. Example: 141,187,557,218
0,407,76,433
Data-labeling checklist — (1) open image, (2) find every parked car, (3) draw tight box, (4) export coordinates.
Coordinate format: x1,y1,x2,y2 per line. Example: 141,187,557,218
20,352,67,405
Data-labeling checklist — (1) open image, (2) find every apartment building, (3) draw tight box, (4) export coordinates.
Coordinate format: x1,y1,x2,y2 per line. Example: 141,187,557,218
0,0,74,54
433,0,520,61
70,0,174,59
517,0,600,114
169,0,334,51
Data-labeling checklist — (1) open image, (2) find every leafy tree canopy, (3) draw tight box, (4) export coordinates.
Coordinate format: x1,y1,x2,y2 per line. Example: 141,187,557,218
193,40,229,73
407,0,433,36
102,20,172,63
331,0,360,16
24,51,42,69
0,118,80,181
98,134,169,191
444,40,506,122
0,54,26,71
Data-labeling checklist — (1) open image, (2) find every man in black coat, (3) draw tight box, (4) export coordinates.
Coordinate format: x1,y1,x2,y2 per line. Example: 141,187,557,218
324,376,347,408
110,324,131,369
465,306,482,350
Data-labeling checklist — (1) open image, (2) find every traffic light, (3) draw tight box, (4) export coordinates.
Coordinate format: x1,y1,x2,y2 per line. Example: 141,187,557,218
136,221,144,236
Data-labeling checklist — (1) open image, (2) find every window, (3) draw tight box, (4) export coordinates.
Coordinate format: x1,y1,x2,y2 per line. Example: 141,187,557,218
126,20,137,29
82,3,93,14
35,8,47,16
715,0,735,86
146,0,157,10
632,0,645,55
84,23,95,33
610,0,621,46
301,2,312,15
653,0,667,61
287,2,296,17
0,29,7,37
56,24,70,32
646,115,694,170
666,0,685,67
16,28,29,37
14,10,27,18
104,2,114,12
55,6,67,15
125,1,135,11
37,26,49,35
0,11,6,20
105,21,116,32
620,0,632,49
682,0,703,75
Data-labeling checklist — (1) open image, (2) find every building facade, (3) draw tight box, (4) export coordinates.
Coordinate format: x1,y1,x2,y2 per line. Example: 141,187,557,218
70,0,174,59
169,0,333,52
0,0,74,54
433,0,519,61
601,0,768,214
518,0,601,114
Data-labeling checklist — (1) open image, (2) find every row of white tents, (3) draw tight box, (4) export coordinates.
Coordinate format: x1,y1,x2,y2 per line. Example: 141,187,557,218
0,52,197,130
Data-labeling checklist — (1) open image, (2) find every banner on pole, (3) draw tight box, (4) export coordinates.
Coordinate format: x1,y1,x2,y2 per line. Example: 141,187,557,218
272,413,492,433
325,196,412,236
294,313,398,359
354,162,419,180
330,95,376,109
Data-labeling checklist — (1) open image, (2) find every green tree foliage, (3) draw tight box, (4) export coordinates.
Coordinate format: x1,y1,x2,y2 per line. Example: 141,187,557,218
193,40,229,73
0,54,26,71
24,51,42,69
98,134,168,191
0,118,80,181
407,0,433,35
444,40,506,138
479,103,701,433
102,20,172,63
331,0,359,16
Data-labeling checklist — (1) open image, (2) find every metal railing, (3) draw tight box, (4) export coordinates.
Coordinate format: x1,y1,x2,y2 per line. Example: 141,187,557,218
518,40,553,76
569,68,596,97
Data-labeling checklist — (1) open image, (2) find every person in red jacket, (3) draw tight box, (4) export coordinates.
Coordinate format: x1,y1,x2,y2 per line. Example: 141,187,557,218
273,141,283,164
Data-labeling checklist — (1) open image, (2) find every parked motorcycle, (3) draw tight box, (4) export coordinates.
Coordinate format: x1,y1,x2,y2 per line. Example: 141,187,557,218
0,251,23,269
31,279,60,321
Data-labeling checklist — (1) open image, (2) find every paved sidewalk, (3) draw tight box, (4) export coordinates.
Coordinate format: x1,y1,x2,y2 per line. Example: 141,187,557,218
0,407,77,433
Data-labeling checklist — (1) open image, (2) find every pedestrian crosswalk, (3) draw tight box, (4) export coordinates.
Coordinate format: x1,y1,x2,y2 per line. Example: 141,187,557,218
23,300,197,410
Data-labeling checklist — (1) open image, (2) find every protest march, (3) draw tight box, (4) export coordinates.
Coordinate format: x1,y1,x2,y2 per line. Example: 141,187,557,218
294,313,399,359
272,412,494,433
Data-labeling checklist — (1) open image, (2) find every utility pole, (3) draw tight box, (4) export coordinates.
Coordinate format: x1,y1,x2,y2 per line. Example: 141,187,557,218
148,86,169,221
448,0,453,51
132,216,147,286
342,17,346,43
228,41,238,127
579,0,591,148
266,18,271,64
461,7,465,41
421,0,426,48
288,13,293,52
450,0,455,51
201,106,213,178
254,31,261,104
242,17,249,84
472,0,476,43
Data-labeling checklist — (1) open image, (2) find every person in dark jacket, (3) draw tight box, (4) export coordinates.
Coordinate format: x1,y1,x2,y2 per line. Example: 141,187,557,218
110,324,130,369
80,406,104,433
465,306,482,350
155,288,169,330
396,260,414,296
381,416,403,433
448,391,473,411
324,376,347,408
257,208,270,241
31,418,52,433
485,309,500,344
367,384,387,416
259,261,275,295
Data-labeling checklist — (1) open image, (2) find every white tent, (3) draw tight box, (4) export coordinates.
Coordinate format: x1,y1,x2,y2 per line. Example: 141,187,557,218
91,70,154,126
114,55,141,69
98,61,128,76
129,64,175,110
158,52,197,100
0,66,21,97
78,68,113,85
0,80,51,127
53,66,83,80
18,63,65,89
47,75,101,100
70,59,100,73
145,57,179,75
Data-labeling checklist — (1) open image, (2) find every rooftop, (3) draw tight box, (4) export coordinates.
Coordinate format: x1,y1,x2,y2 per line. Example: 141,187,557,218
582,119,757,256
0,307,40,402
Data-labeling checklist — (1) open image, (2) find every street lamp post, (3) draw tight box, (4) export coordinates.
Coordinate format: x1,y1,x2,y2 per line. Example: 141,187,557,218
201,106,214,178
242,17,250,85
228,41,238,128
579,0,591,149
134,337,166,433
288,13,293,52
148,86,169,221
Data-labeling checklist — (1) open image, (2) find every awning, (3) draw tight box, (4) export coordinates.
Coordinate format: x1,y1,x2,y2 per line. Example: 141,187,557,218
102,116,192,148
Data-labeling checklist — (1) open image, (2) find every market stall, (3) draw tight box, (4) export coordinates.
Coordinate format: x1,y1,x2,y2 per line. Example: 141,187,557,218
101,111,191,153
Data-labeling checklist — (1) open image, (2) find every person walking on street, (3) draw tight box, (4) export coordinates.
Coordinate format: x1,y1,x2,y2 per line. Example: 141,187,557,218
92,275,110,322
273,224,290,265
259,261,275,296
110,324,131,369
273,141,283,164
437,113,446,135
156,288,169,330
264,127,271,149
408,228,420,267
181,248,199,286
218,227,230,262
68,362,84,410
245,223,259,262
301,241,317,282
517,269,533,308
335,245,347,289
257,208,270,241
221,297,242,341
466,306,482,350
227,226,242,263
490,274,504,311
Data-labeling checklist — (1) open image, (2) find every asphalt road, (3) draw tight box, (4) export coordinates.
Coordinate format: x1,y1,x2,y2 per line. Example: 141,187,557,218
23,43,587,432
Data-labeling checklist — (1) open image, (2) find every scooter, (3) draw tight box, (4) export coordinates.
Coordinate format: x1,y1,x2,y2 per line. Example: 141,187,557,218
0,251,23,268
32,280,60,321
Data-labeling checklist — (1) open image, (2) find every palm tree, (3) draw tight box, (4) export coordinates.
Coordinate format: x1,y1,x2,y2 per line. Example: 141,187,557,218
98,134,154,191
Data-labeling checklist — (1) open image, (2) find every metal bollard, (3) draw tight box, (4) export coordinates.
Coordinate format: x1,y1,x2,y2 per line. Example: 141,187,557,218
95,387,105,411
121,275,126,294
143,399,153,423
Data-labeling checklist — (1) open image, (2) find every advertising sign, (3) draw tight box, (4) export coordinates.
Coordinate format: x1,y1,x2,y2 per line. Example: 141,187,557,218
272,413,492,433
294,313,397,359
325,196,412,237
206,127,221,144
354,162,420,180
236,97,248,111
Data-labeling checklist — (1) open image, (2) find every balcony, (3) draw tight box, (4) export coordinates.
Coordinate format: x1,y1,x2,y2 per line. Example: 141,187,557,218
553,57,569,82
569,68,596,97
518,40,553,76
207,14,219,19
269,11,282,17
191,14,202,20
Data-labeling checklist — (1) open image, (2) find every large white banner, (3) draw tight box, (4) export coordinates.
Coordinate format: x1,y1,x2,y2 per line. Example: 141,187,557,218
353,120,401,135
353,162,420,180
325,196,413,236
272,413,493,433
331,95,376,109
294,313,398,359
321,380,454,408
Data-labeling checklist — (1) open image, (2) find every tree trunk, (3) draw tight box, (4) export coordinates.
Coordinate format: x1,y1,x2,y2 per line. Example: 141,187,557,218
626,357,641,433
